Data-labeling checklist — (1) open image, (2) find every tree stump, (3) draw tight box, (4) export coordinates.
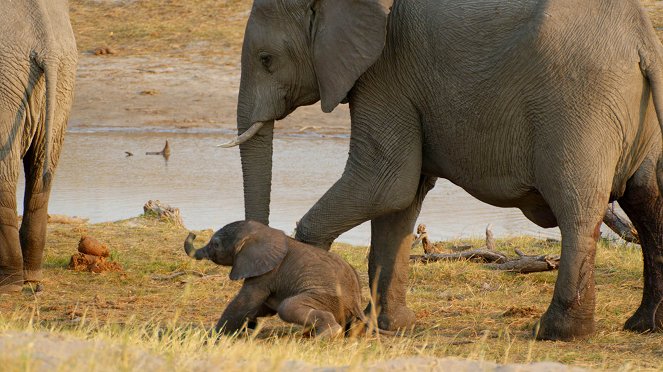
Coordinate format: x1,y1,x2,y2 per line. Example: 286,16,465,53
143,200,184,227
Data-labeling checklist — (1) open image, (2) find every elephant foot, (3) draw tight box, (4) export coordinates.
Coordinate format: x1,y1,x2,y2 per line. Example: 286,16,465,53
365,304,416,332
23,269,42,283
534,306,595,341
315,324,343,339
0,272,24,294
624,301,663,333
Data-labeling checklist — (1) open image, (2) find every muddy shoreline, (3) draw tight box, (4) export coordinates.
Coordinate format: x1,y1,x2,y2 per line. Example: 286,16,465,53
70,54,350,137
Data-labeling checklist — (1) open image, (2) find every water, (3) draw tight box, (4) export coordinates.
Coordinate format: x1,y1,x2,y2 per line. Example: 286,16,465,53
17,130,562,245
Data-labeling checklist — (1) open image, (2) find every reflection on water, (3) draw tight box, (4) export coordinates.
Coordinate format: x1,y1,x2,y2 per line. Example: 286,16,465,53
17,131,561,245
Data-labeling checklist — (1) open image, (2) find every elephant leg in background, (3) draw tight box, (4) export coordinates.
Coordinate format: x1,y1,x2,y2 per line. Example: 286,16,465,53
277,294,343,338
366,175,437,331
0,120,22,292
619,156,663,332
19,135,58,283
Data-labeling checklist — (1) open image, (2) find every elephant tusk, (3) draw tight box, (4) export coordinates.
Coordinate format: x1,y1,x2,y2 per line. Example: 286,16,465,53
217,122,265,148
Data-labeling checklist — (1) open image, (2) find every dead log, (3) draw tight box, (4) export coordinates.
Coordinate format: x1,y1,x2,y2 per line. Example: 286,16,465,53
485,249,560,273
603,206,639,244
410,224,560,273
410,248,509,264
143,200,184,226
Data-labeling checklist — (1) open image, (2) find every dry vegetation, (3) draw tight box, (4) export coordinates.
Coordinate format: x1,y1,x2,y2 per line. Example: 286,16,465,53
70,0,252,56
1,216,662,370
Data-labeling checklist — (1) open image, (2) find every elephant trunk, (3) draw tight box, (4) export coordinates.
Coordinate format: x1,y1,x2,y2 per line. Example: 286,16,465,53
184,233,208,260
235,78,274,224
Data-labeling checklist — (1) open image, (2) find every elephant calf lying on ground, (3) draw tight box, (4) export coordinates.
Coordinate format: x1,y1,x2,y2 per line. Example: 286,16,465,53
184,220,385,337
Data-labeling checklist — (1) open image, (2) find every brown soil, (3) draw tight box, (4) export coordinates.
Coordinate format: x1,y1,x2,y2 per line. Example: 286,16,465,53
68,253,123,273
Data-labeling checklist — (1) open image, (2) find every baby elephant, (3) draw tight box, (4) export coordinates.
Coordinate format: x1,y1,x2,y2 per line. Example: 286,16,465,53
184,220,369,338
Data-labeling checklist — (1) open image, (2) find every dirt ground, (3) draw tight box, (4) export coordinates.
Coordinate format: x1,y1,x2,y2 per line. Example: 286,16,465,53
70,53,350,136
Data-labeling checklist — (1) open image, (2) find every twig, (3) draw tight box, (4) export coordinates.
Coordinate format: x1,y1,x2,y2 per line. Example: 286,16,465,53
151,270,207,281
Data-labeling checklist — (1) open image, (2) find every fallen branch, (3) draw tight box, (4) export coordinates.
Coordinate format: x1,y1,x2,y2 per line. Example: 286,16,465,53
410,224,560,273
151,270,206,281
603,206,639,244
485,249,560,273
410,248,508,264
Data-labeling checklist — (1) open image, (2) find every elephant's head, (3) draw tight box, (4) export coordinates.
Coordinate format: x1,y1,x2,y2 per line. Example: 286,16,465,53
222,0,393,225
183,221,288,280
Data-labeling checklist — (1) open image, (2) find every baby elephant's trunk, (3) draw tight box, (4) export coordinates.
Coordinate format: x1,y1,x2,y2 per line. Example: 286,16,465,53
184,233,208,260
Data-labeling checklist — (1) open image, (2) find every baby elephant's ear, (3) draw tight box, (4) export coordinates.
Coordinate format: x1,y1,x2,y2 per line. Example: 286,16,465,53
229,225,288,281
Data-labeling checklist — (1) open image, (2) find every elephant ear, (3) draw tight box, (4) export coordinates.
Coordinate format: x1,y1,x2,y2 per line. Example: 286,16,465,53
229,223,288,281
311,0,393,113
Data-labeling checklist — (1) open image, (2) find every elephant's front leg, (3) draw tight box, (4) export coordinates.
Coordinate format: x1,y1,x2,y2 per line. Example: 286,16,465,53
367,175,437,331
295,98,423,248
213,283,270,336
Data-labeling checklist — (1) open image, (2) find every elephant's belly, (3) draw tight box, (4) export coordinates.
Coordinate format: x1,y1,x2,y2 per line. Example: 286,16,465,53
422,141,535,209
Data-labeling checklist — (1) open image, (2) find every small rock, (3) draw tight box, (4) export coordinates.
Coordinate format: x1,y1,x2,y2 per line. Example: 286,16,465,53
139,89,158,96
93,46,116,55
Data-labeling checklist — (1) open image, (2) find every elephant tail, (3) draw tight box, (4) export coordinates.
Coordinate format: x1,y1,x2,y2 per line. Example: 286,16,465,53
40,58,58,188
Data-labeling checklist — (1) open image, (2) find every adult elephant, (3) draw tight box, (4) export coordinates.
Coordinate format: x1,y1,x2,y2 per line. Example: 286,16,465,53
222,0,663,340
0,1,77,292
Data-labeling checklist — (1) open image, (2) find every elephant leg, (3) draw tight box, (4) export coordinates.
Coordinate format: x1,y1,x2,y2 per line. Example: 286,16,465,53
535,179,610,340
366,175,437,331
246,303,277,330
0,151,22,293
19,141,57,283
295,100,423,248
619,157,663,333
277,295,343,338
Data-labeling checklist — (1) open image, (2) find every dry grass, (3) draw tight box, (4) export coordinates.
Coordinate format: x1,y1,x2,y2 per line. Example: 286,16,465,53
1,217,662,370
69,0,252,56
68,0,663,57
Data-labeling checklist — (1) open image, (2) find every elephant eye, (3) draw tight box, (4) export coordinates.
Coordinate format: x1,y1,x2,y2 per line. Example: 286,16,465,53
258,52,273,71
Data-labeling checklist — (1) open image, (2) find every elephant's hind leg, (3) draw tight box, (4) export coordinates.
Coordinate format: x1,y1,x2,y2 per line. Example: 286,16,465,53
619,157,663,333
0,134,22,292
19,135,60,283
277,295,343,338
366,175,437,331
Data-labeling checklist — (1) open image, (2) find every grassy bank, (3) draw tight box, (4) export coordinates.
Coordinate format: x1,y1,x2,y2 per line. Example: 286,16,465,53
1,216,661,370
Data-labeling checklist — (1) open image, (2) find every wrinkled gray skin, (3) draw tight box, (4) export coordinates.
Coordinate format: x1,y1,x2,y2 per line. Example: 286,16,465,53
184,221,365,337
231,0,663,340
0,0,77,292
